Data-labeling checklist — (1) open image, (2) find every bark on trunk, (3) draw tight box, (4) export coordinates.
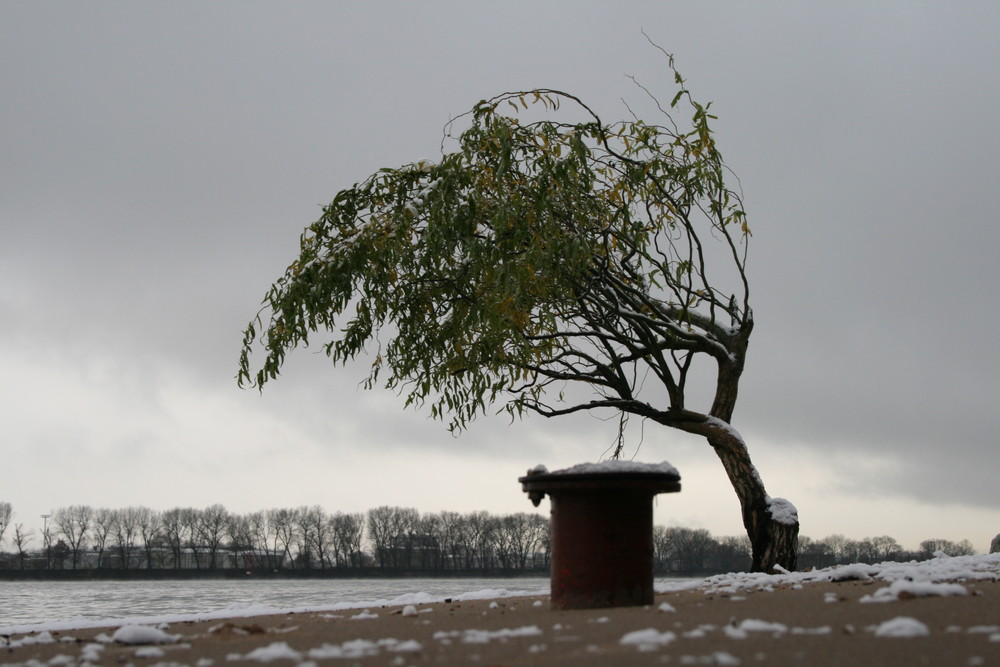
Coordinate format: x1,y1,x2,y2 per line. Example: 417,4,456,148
709,345,799,573
710,435,799,573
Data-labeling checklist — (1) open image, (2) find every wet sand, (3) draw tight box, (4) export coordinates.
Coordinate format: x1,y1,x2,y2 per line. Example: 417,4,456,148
3,577,999,666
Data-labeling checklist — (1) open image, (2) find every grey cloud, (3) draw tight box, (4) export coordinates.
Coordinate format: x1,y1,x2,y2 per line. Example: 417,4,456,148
3,1,1000,540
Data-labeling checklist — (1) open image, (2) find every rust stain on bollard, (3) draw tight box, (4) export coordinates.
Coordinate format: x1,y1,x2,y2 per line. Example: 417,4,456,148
519,462,681,610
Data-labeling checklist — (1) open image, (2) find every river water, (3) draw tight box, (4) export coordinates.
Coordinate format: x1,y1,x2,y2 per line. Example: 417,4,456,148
0,577,551,629
0,576,699,631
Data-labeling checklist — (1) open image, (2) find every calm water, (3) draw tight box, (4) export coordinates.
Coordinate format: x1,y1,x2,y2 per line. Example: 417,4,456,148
0,577,551,629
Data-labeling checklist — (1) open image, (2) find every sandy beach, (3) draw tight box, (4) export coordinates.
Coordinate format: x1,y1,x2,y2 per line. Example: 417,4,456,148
3,567,999,666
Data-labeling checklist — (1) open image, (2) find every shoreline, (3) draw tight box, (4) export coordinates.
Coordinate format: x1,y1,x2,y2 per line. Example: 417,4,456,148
0,569,553,582
3,555,999,666
0,568,722,582
3,579,999,666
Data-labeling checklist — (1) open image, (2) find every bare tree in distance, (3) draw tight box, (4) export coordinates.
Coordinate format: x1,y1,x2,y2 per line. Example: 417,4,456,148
198,504,229,570
239,50,799,571
135,506,161,569
268,508,298,569
53,505,92,569
112,507,140,570
0,501,11,548
91,508,115,569
161,508,187,569
12,523,32,570
329,512,365,568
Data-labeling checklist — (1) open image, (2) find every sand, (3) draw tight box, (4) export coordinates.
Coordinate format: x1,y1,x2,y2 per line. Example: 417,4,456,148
3,576,999,666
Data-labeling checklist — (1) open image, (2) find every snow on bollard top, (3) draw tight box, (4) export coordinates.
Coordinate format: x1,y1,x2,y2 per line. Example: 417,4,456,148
521,460,680,506
544,460,679,476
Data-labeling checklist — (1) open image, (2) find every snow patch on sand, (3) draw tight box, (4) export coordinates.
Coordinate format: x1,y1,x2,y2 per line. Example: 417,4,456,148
230,640,302,662
111,625,180,645
860,579,968,603
620,627,677,650
696,552,1000,598
872,616,930,638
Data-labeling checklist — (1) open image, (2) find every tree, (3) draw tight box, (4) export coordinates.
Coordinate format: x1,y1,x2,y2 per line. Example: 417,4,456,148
367,506,419,569
91,508,116,569
497,513,547,570
112,507,140,570
247,510,279,570
12,523,31,570
238,62,798,572
661,527,716,572
267,508,298,569
180,508,204,569
226,513,255,569
294,505,333,569
329,512,365,568
197,504,229,569
919,538,976,558
711,535,751,573
437,511,469,571
797,535,837,570
821,534,849,564
160,508,187,569
859,535,902,563
0,501,11,548
53,505,93,569
135,506,162,569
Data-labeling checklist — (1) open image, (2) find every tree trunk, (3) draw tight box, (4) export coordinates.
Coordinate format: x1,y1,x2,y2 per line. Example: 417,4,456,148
710,435,798,572
709,349,799,573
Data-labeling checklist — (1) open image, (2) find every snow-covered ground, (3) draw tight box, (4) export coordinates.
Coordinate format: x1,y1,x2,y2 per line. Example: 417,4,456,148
661,551,1000,597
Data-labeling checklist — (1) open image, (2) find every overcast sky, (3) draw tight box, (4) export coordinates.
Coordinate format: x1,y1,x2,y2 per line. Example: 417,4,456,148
3,2,1000,553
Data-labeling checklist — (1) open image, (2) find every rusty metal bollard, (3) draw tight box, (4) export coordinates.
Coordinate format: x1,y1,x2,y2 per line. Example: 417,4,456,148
520,461,681,610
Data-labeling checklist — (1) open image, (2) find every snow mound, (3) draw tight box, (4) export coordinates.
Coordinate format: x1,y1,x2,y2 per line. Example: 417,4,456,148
9,631,56,646
724,619,788,639
111,625,180,645
234,641,302,662
699,552,1000,597
873,616,930,638
828,563,876,581
134,646,166,658
434,625,543,644
309,639,378,659
860,579,968,603
619,628,676,650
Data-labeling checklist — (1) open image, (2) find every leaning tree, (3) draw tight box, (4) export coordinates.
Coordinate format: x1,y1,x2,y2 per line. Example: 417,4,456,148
239,58,799,571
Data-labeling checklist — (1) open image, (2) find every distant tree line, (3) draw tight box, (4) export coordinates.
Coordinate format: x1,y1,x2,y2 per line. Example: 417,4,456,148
653,527,976,574
0,502,550,574
795,533,975,570
0,501,979,575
